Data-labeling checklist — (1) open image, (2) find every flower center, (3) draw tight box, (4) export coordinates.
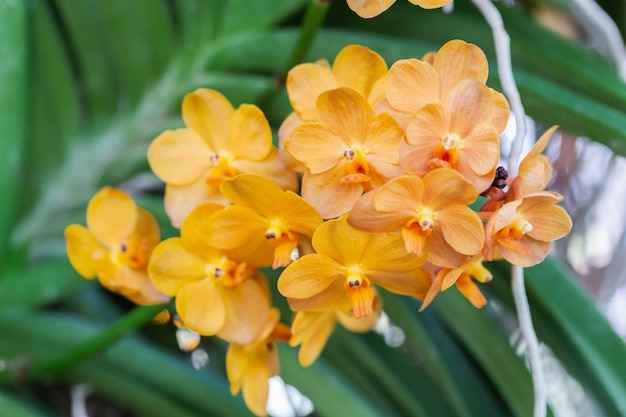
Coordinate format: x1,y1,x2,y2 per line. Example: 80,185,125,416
431,134,460,168
116,237,149,269
494,215,533,255
265,219,301,269
344,265,374,319
206,256,251,287
341,146,372,190
205,152,239,188
401,210,435,256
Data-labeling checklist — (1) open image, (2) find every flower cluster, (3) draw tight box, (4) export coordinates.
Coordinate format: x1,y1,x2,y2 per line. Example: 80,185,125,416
65,40,571,416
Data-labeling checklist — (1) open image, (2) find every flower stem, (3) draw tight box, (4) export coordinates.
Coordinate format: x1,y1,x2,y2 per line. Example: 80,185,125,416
470,0,526,177
3,303,166,384
283,0,331,75
512,265,546,417
469,0,546,416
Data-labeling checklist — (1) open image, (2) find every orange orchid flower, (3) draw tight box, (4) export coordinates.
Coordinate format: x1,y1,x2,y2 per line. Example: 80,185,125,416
399,79,503,192
201,175,323,269
280,44,388,171
346,0,452,18
483,192,572,267
64,187,168,305
285,87,404,218
385,39,509,131
420,255,493,310
349,169,485,268
147,203,272,345
481,126,559,213
147,88,297,227
287,288,381,366
226,309,291,417
278,215,430,320
509,126,558,199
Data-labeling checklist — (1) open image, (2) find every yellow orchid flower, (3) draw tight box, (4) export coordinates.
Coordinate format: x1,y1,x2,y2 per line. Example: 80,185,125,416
147,203,272,345
201,175,323,269
349,169,485,268
226,309,291,417
285,87,404,218
420,255,493,310
278,215,431,319
483,192,572,267
147,88,297,227
280,45,388,172
287,288,381,367
346,0,453,18
64,187,168,305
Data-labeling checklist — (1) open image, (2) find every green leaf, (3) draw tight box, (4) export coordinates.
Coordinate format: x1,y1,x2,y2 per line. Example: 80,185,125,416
280,345,386,417
0,390,51,417
431,290,536,417
383,293,508,417
489,259,626,417
0,311,249,417
218,0,307,36
0,259,86,309
0,0,27,259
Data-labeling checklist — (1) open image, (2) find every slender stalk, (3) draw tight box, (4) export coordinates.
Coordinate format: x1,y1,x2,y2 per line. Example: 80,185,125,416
511,265,546,417
1,303,166,384
470,0,526,177
469,1,546,416
283,0,331,75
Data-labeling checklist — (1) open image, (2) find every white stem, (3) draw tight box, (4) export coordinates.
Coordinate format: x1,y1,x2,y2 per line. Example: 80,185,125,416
470,0,526,177
469,1,546,416
512,265,547,417
571,0,626,82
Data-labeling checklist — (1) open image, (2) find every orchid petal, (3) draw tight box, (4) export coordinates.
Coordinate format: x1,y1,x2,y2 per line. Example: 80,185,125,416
229,104,272,161
241,357,271,416
284,123,345,174
387,58,440,114
332,45,388,96
312,216,370,264
405,103,449,146
349,191,408,233
369,267,431,299
205,205,267,250
286,63,339,120
447,80,494,138
182,88,234,151
433,40,488,98
316,87,373,143
64,225,105,279
301,168,363,219
148,238,209,295
218,279,272,345
164,180,228,228
460,125,500,176
423,168,477,207
87,187,137,248
176,278,225,336
375,175,424,212
147,129,212,185
437,205,485,255
278,254,343,299
346,0,396,18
